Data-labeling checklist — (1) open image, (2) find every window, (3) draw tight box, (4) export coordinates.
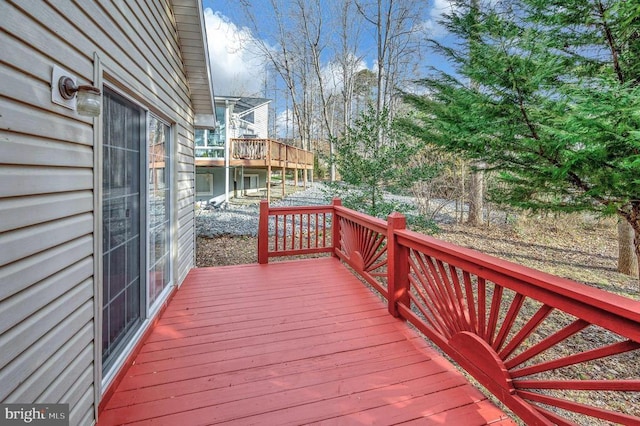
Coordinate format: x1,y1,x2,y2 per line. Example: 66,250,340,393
196,173,214,196
243,174,259,194
195,105,226,158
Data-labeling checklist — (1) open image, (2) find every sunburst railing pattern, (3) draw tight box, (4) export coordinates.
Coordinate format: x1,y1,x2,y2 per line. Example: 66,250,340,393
393,228,640,425
333,206,389,298
257,199,640,425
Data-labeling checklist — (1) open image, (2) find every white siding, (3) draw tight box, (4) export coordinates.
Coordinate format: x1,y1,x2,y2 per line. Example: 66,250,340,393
254,104,270,138
0,0,201,424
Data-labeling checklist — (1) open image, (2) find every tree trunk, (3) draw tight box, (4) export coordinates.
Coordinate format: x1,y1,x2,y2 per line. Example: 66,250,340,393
467,165,484,226
618,218,639,277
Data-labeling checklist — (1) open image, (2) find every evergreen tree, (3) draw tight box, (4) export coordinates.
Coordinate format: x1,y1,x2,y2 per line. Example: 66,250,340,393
400,0,640,279
331,105,437,219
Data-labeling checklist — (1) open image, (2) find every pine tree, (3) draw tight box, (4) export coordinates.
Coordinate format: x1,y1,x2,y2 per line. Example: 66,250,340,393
331,105,437,219
400,0,640,280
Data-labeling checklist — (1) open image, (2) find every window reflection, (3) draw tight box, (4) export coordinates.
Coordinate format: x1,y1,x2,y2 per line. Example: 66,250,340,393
148,115,171,306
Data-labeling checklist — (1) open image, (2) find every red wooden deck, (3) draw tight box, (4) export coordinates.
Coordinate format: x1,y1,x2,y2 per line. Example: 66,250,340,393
99,257,514,425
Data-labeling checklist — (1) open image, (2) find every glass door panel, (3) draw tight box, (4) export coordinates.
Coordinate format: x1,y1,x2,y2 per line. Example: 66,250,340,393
148,115,171,306
102,88,144,370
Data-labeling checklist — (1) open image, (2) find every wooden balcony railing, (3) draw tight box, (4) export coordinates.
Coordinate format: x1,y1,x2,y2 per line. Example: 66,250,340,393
195,139,314,171
231,138,314,168
258,199,640,425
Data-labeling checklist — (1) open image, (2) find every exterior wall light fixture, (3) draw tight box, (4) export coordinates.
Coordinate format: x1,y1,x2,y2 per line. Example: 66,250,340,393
51,64,101,117
58,76,101,117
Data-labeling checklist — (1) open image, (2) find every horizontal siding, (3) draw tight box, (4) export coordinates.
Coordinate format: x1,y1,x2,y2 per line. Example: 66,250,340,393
178,235,194,281
0,259,93,338
0,165,93,198
0,236,93,302
0,280,93,382
69,387,95,426
0,0,199,424
0,132,94,168
0,191,93,234
0,4,94,77
7,320,93,402
0,97,93,145
0,300,94,400
0,213,93,267
37,343,94,403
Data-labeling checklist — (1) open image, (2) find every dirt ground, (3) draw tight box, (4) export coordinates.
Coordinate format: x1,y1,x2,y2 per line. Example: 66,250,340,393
197,212,638,300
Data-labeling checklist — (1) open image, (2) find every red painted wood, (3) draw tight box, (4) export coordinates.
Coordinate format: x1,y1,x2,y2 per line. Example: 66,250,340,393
516,379,640,391
435,258,465,332
493,293,525,351
98,284,179,416
511,340,640,379
487,284,504,344
518,390,640,424
504,319,589,370
449,332,513,392
106,341,432,410
99,258,512,426
497,304,553,359
399,304,559,425
399,399,514,425
257,200,269,264
335,204,388,234
254,202,640,424
395,228,640,337
463,270,479,333
387,212,408,318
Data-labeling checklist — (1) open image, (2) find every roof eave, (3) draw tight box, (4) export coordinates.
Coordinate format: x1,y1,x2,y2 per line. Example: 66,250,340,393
172,0,216,124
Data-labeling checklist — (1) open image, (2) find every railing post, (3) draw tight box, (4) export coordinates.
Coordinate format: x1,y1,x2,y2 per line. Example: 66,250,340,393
331,198,342,256
266,140,271,203
258,200,269,264
387,212,408,318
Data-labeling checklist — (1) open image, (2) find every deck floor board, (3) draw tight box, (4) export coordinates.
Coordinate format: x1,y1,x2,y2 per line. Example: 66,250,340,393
99,258,514,425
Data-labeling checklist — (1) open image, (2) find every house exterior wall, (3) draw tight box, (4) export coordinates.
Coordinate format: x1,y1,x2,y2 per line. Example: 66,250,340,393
196,167,230,203
253,104,270,138
195,167,269,203
231,103,269,138
0,1,200,424
241,168,269,192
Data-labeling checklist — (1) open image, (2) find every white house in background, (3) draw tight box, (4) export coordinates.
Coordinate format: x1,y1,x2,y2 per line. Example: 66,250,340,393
0,1,215,424
195,96,272,204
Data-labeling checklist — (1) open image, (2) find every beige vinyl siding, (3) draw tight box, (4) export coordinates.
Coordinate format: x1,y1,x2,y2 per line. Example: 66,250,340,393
254,105,270,138
0,0,199,424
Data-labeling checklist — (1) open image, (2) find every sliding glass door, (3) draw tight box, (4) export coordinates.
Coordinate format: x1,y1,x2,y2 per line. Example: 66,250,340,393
101,88,172,372
102,89,144,370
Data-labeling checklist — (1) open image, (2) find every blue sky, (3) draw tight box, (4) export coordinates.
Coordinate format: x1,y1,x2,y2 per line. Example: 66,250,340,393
201,0,459,100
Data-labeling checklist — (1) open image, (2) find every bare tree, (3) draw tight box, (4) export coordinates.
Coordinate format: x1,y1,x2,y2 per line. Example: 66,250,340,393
238,0,314,151
355,0,426,121
330,0,366,181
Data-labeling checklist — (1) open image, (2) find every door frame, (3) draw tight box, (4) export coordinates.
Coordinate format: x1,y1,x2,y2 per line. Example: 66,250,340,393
93,57,178,413
100,85,147,374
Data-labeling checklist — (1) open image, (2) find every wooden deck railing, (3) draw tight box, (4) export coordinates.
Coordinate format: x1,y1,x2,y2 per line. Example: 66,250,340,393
258,199,640,425
232,138,314,168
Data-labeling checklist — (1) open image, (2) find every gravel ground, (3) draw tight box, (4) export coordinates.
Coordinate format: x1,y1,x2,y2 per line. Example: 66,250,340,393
196,182,338,238
195,182,469,237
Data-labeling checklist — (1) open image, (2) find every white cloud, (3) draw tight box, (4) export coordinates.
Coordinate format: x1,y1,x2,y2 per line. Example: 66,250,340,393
320,55,370,96
423,0,460,39
203,9,266,96
275,108,295,139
